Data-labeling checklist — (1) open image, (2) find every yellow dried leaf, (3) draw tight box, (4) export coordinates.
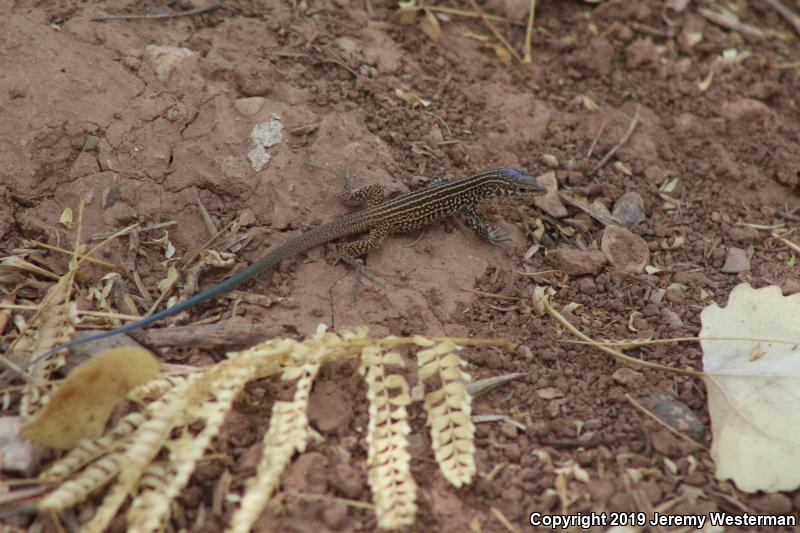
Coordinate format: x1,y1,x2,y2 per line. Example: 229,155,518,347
580,95,598,111
492,45,512,65
59,207,73,229
698,69,714,91
420,9,441,41
614,161,632,175
390,6,422,25
395,89,430,108
157,265,178,294
463,31,491,42
686,31,703,47
19,347,160,449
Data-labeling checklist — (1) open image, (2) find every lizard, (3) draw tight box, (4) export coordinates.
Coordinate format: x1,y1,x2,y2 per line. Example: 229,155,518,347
20,167,546,372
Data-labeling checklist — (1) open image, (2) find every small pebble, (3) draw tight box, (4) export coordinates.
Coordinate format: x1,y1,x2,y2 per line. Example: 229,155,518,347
721,247,750,273
751,493,793,515
322,503,349,529
651,430,682,457
600,225,650,274
728,225,759,244
639,391,705,440
547,247,607,276
532,171,568,218
720,97,770,123
83,135,100,151
234,97,266,117
578,276,597,295
612,191,646,226
505,443,521,462
542,153,559,168
660,308,684,329
612,367,645,386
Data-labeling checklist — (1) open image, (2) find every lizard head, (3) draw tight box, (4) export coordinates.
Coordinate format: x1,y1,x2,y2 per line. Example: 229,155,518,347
479,167,547,200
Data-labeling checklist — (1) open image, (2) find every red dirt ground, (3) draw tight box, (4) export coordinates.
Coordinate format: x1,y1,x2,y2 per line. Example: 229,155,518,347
2,0,800,531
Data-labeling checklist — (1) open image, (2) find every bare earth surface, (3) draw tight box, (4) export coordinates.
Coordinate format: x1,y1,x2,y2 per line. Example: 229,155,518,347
2,0,800,531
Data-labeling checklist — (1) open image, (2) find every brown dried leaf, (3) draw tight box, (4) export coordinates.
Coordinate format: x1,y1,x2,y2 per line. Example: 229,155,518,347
20,347,160,449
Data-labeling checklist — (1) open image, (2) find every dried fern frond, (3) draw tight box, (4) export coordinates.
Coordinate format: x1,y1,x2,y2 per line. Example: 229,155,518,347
359,345,417,530
39,454,123,512
82,373,201,533
228,336,325,533
41,411,145,481
127,375,187,403
33,325,503,531
416,340,476,488
126,360,255,532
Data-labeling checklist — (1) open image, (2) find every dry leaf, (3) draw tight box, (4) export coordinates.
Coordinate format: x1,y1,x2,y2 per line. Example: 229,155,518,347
580,95,598,111
59,207,73,229
158,265,179,293
19,347,160,449
700,283,800,492
395,89,430,108
390,6,422,25
491,44,512,65
420,9,441,41
698,69,714,92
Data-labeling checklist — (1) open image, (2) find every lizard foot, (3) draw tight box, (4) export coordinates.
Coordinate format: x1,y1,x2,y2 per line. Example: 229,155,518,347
486,226,512,246
351,259,384,301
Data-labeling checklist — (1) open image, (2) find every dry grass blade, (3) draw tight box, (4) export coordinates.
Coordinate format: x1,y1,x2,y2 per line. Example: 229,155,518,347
591,104,640,175
762,0,800,36
464,0,528,69
91,3,221,21
532,287,704,377
523,0,536,63
698,6,768,38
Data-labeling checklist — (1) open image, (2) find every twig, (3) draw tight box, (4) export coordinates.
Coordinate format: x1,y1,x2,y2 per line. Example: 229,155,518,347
591,104,640,175
91,3,221,22
197,195,218,237
90,220,176,240
626,394,708,451
465,0,527,67
539,293,704,377
137,317,282,347
587,119,608,158
26,240,126,272
774,234,800,255
697,6,767,38
421,5,523,26
775,209,800,223
457,285,520,301
763,0,800,35
557,192,623,227
523,0,536,63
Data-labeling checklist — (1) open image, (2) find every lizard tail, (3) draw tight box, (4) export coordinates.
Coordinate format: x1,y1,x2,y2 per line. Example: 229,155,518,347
19,218,365,373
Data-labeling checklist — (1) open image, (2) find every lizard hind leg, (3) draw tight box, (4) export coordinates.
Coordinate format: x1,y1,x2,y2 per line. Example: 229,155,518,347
336,225,388,300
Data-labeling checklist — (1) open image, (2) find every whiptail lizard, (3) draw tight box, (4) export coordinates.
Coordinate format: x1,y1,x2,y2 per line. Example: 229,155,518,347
23,167,546,371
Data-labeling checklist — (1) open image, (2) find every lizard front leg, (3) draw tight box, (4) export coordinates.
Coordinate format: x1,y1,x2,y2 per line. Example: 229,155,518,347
342,167,385,208
463,207,511,246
